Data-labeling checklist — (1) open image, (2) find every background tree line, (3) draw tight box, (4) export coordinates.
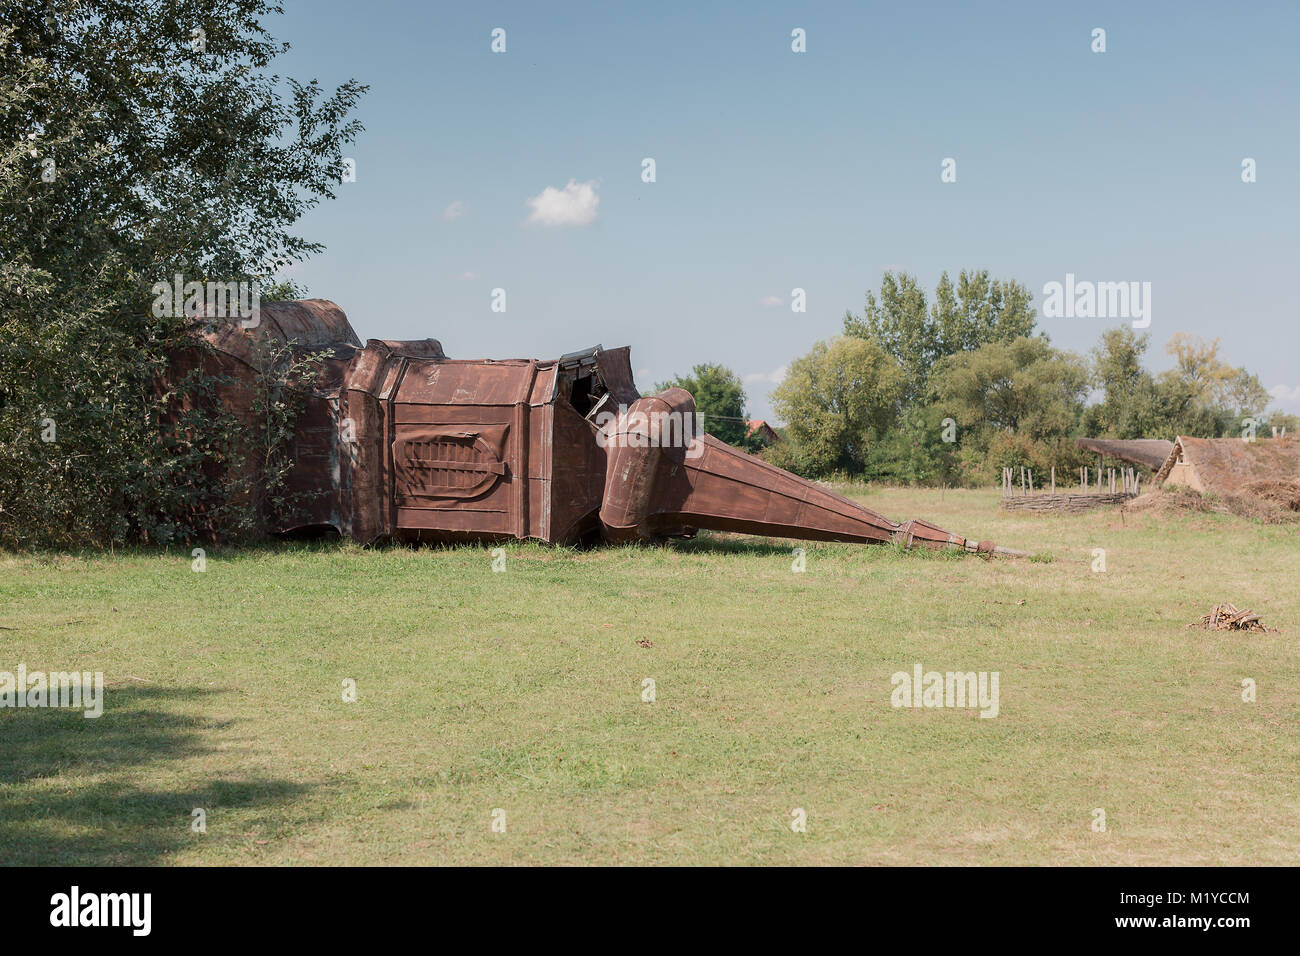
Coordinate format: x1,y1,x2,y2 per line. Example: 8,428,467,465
665,269,1293,487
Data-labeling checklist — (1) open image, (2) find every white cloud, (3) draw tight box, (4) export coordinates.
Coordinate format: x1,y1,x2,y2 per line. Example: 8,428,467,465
526,179,599,227
744,365,787,386
457,271,479,281
442,201,465,221
759,295,785,308
1268,384,1300,409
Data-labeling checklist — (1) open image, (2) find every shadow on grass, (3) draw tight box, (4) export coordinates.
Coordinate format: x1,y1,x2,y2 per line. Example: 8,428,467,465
666,536,811,558
6,530,1007,565
0,685,312,865
669,535,965,560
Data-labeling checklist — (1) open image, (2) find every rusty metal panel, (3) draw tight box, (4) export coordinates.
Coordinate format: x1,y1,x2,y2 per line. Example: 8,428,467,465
546,402,606,544
398,360,536,407
592,346,641,406
528,366,559,406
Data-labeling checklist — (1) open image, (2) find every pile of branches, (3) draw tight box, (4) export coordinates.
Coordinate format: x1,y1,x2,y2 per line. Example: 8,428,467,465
1188,602,1274,633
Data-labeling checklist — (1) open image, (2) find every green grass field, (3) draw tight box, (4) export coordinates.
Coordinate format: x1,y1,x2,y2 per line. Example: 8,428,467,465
2,487,1297,865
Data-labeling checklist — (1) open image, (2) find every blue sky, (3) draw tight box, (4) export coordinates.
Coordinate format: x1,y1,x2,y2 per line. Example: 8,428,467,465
273,1,1299,423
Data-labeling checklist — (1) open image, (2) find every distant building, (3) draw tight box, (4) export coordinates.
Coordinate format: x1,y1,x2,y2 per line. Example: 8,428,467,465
745,419,779,444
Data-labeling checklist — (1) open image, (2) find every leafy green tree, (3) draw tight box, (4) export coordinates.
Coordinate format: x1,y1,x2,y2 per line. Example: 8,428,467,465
842,271,933,405
928,335,1088,485
930,336,1088,440
843,269,1038,406
1145,373,1231,437
654,363,752,448
769,336,904,476
860,403,958,486
932,269,1037,354
1092,327,1147,397
1084,327,1152,438
1219,368,1270,420
1164,333,1269,418
0,2,365,547
1165,333,1233,403
1083,328,1266,440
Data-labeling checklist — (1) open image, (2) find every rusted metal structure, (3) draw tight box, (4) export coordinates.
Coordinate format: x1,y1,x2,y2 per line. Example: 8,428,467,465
175,300,1019,554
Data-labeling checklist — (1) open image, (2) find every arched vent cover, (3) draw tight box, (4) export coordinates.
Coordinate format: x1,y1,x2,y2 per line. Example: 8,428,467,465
394,425,509,500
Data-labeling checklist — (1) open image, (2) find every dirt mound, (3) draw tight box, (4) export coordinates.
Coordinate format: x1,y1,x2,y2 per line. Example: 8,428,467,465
1124,486,1216,515
1241,478,1300,512
1123,485,1298,524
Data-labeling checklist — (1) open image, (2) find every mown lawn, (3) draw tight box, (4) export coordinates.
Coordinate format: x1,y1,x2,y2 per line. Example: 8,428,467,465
1,487,1297,865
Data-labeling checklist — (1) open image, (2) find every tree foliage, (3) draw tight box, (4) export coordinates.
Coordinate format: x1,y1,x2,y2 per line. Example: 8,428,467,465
654,363,760,449
0,2,365,548
770,268,1288,487
1164,332,1269,417
932,336,1089,438
769,336,904,476
929,336,1090,484
843,269,1037,404
1081,328,1263,441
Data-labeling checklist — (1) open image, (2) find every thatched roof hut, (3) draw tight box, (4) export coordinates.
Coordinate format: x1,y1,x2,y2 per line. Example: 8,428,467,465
1154,436,1300,494
1075,438,1174,471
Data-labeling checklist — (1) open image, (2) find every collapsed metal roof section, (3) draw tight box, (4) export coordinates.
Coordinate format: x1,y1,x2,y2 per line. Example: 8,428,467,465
174,300,1020,555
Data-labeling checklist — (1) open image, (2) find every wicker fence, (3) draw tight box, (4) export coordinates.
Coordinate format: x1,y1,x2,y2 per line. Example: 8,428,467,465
1000,465,1138,513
